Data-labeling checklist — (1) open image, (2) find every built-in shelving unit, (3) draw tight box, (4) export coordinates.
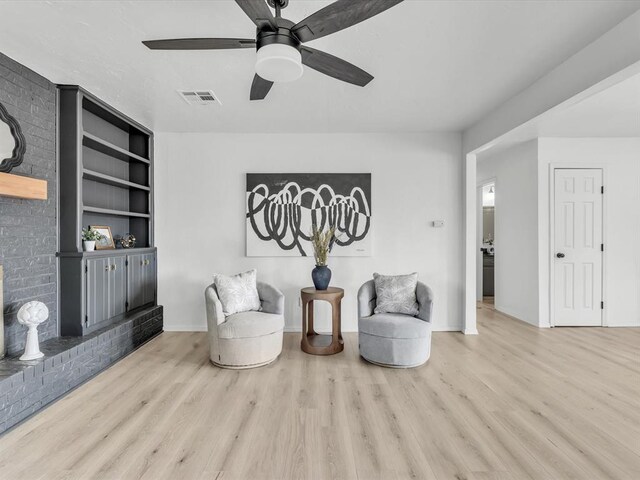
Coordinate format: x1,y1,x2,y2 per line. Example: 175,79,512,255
57,85,158,336
58,85,154,251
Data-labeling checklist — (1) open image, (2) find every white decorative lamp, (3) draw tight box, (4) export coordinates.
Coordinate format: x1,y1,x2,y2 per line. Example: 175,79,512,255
17,301,48,361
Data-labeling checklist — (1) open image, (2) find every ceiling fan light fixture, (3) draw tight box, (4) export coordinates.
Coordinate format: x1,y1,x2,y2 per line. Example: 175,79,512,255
143,0,406,99
255,43,303,83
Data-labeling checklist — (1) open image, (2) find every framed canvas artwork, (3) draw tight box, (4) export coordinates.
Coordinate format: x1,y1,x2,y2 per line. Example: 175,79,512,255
246,173,372,257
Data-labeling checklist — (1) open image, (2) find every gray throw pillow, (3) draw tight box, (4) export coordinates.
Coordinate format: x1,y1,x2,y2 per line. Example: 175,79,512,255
213,269,261,315
373,272,420,316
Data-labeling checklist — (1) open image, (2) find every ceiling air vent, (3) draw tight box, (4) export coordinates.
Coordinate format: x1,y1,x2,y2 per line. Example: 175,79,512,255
178,90,221,106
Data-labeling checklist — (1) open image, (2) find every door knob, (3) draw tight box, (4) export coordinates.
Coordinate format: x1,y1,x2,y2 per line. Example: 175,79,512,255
556,253,565,258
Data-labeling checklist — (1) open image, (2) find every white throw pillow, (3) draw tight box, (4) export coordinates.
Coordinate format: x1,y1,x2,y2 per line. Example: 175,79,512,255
213,269,261,315
373,272,420,316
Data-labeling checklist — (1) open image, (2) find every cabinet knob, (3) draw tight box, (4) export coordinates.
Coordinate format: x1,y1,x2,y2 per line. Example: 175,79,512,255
112,264,117,271
105,265,110,271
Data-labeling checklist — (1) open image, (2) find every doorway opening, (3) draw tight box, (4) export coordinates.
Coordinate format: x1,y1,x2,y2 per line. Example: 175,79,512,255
481,183,495,306
476,179,496,312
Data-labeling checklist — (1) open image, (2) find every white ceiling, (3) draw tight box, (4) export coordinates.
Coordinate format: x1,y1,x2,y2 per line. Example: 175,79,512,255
477,72,640,161
536,73,640,138
0,0,638,133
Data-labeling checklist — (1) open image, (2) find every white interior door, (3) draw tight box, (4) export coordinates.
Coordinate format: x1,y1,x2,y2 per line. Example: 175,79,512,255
553,168,603,326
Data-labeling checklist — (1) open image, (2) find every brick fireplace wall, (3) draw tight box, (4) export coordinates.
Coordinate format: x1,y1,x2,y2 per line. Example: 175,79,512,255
0,52,57,355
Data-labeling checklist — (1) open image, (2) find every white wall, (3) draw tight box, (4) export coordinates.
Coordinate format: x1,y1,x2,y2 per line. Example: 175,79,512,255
477,141,541,326
155,133,464,333
538,138,640,327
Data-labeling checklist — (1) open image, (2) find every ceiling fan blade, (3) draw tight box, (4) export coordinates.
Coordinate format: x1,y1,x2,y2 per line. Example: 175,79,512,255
235,0,278,31
142,38,255,50
250,74,274,100
292,0,404,43
301,47,373,87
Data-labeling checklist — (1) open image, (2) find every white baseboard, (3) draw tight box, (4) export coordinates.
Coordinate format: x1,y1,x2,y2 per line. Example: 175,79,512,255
434,325,465,332
163,324,207,332
494,306,548,328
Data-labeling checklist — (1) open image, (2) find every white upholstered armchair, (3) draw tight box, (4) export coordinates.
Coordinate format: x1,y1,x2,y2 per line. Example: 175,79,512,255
358,280,433,368
205,281,284,369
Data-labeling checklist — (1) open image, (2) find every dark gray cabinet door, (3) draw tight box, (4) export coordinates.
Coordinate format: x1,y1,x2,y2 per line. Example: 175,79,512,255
127,253,156,311
127,253,143,311
110,256,127,317
86,257,110,328
86,255,127,329
142,253,156,306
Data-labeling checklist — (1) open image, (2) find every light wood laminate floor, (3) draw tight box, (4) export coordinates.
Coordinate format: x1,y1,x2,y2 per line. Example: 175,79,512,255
0,303,639,480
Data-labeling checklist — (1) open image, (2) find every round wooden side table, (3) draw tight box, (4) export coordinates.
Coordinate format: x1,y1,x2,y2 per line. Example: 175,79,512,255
300,287,344,355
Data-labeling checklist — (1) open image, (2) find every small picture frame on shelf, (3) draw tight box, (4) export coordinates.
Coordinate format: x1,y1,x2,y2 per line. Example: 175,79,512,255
90,225,115,250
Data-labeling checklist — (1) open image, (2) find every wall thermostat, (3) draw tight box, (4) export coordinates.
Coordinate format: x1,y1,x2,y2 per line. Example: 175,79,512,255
432,220,445,228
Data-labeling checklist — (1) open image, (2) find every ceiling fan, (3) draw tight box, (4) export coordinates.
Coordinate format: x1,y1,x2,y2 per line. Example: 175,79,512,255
142,0,404,100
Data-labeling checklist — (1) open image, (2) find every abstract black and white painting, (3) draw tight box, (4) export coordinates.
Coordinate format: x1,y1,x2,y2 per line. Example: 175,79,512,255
246,173,372,257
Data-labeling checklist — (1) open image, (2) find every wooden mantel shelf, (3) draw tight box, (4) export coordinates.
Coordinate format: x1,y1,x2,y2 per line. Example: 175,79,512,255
0,172,47,200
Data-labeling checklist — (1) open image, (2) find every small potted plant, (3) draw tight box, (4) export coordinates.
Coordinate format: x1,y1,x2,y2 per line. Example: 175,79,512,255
81,228,103,252
310,224,339,290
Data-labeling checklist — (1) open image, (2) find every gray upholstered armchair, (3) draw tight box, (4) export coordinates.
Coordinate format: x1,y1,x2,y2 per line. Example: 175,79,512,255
205,281,284,369
357,280,433,368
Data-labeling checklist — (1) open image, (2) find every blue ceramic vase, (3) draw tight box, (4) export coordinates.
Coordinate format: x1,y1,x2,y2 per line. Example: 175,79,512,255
312,265,332,290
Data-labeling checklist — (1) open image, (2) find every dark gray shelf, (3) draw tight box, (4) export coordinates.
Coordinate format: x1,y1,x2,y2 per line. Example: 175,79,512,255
83,132,150,165
83,168,150,191
57,247,157,258
81,93,150,135
83,206,150,218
